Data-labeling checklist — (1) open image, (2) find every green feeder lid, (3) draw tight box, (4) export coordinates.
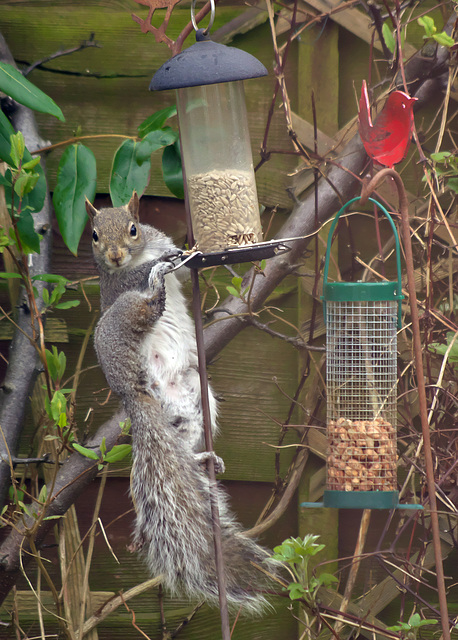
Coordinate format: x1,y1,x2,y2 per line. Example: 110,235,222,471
323,281,403,302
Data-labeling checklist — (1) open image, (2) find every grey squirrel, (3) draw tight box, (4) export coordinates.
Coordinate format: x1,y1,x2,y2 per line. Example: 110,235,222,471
93,259,277,611
85,193,218,455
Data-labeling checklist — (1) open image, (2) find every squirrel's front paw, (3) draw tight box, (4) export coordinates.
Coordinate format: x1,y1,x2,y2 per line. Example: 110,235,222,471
148,261,175,289
194,451,226,475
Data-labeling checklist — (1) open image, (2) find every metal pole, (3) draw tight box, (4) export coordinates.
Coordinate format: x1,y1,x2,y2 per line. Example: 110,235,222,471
190,268,232,639
179,144,231,638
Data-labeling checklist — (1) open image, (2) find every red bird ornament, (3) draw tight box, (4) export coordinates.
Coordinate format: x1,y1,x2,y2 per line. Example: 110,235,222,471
358,80,417,168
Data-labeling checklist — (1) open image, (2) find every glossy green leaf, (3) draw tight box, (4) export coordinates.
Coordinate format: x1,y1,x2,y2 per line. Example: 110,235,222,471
32,273,69,284
10,131,25,169
162,141,184,199
418,15,436,38
53,144,97,256
0,110,16,165
17,208,41,253
54,300,81,310
135,127,179,162
110,138,151,206
433,32,455,47
137,105,177,138
104,444,132,463
72,443,99,460
0,272,23,279
0,62,64,121
3,163,47,218
382,23,396,53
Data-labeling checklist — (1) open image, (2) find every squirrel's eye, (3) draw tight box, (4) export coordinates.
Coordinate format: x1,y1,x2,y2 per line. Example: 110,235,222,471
92,230,98,243
130,223,138,238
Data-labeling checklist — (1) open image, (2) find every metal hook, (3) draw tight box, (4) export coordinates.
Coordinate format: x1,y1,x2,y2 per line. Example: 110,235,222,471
191,0,216,35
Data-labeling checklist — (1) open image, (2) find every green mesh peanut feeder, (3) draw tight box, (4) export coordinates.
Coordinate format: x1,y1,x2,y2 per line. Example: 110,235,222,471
322,198,405,510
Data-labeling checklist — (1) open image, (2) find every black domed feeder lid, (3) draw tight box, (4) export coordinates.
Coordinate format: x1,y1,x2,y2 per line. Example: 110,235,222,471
150,30,268,91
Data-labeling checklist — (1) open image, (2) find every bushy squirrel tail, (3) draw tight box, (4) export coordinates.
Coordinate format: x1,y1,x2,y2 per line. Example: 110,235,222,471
129,399,277,613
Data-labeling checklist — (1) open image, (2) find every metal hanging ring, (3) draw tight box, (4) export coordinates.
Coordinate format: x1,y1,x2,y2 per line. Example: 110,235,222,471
191,0,216,35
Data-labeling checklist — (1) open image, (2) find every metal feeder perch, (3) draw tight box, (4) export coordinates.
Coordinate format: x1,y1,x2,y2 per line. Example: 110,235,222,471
304,197,422,510
150,0,288,266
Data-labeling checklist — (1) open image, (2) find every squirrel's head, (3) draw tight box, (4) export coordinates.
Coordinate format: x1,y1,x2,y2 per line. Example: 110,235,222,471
86,192,143,271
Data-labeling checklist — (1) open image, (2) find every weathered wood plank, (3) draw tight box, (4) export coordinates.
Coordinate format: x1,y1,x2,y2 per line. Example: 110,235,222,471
303,0,417,57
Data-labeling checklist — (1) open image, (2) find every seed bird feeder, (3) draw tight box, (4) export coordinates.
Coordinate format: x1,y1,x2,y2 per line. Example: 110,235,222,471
150,0,288,266
305,197,421,511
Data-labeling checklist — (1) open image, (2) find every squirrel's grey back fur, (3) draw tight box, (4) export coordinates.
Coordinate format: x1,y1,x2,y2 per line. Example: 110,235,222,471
94,265,277,613
86,193,217,452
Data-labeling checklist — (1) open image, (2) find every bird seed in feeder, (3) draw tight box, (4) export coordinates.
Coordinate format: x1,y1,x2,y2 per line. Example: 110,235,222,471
187,169,262,252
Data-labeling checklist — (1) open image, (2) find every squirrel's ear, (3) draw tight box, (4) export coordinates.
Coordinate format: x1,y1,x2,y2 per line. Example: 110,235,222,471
126,191,140,221
85,197,99,222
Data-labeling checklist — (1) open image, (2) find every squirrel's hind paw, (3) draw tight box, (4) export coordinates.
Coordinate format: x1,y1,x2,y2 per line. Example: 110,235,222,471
194,451,226,475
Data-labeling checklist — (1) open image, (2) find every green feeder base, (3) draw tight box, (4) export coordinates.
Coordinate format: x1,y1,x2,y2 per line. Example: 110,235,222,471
324,490,399,509
301,491,423,510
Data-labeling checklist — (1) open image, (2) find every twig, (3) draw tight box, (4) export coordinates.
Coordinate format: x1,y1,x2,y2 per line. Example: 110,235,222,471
23,34,100,77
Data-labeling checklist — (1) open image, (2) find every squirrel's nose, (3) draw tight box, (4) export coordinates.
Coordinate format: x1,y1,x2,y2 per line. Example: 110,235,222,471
108,249,124,266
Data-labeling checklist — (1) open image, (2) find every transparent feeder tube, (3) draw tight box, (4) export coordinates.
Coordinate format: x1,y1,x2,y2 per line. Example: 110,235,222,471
176,81,263,252
326,299,398,493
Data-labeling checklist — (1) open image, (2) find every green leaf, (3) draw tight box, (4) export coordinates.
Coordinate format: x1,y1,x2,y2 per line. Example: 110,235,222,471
317,572,338,588
104,444,132,463
45,348,58,381
3,164,47,219
100,437,107,457
50,391,67,421
447,178,458,193
21,164,46,215
110,138,151,206
431,151,452,163
429,333,458,363
14,171,39,198
162,141,184,199
0,272,23,279
38,484,48,503
32,273,69,284
10,131,25,168
22,157,41,171
0,62,64,121
0,110,16,165
382,23,396,53
286,582,307,601
72,443,99,460
54,300,81,310
418,15,436,38
16,208,42,254
136,127,179,162
226,286,240,298
137,105,177,137
53,144,97,256
433,32,455,47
